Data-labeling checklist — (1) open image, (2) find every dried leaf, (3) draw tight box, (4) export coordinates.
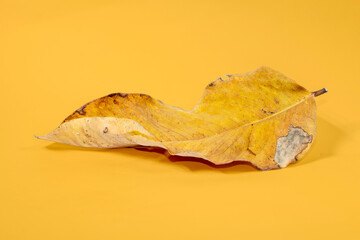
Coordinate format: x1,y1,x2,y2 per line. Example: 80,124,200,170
37,67,327,170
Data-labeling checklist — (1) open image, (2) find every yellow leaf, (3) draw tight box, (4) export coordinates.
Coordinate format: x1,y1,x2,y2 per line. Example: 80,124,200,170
37,67,327,170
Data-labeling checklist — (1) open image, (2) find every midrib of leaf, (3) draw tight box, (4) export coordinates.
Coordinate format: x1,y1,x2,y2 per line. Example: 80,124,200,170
159,94,313,143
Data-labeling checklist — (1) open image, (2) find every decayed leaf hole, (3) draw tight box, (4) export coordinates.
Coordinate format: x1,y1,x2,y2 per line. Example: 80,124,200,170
274,125,313,168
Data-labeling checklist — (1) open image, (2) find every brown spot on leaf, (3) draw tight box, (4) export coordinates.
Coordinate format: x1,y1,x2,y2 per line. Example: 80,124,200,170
262,109,275,114
103,127,108,133
76,104,87,115
108,93,128,98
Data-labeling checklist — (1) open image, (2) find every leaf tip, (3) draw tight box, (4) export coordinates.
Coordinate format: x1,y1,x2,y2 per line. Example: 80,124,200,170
34,134,44,140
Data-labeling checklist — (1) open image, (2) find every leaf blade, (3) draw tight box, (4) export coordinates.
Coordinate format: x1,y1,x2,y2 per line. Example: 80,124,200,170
38,67,318,170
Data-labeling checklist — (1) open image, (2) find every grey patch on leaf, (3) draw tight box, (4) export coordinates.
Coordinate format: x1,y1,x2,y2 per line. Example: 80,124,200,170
216,75,231,81
274,125,312,168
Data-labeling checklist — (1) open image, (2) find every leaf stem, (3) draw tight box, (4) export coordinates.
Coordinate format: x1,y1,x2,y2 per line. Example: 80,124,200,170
312,88,328,97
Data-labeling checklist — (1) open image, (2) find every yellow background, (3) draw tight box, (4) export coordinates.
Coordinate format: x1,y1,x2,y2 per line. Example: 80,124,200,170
1,0,359,239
